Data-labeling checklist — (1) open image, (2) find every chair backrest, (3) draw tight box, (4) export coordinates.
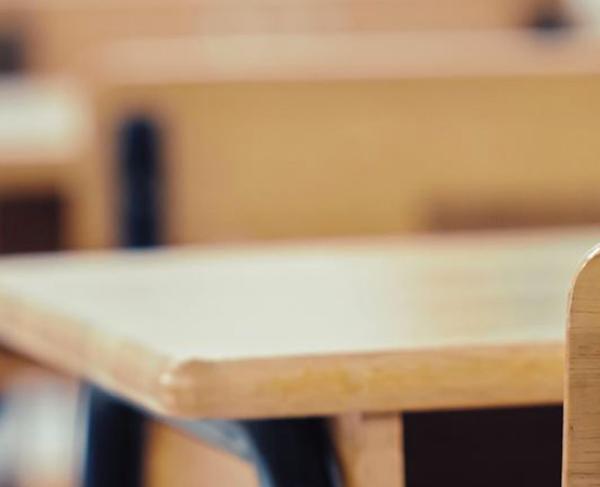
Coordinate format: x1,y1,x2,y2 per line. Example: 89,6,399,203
563,244,600,486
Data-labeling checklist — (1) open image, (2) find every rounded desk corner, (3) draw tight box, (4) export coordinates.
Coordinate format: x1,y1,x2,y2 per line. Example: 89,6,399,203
154,357,221,419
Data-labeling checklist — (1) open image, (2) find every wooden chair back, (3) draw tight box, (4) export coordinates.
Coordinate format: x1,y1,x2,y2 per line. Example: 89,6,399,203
563,244,600,486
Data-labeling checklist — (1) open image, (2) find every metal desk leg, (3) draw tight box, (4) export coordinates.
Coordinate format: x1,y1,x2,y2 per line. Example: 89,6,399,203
169,417,341,487
81,386,146,487
241,418,341,487
79,114,158,487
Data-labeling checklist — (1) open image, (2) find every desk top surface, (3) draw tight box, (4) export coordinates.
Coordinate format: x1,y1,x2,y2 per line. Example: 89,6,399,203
0,228,595,418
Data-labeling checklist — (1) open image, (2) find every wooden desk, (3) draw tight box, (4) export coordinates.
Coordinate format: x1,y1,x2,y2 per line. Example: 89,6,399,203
0,227,596,485
82,31,600,248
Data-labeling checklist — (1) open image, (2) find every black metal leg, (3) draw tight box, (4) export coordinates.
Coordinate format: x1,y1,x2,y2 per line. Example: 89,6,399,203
81,386,146,487
79,115,159,486
242,418,340,487
82,399,340,487
80,114,339,487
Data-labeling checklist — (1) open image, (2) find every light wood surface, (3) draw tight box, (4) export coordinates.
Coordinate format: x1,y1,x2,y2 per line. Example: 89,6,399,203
331,413,404,487
563,241,600,486
0,352,48,388
145,421,257,487
0,228,595,419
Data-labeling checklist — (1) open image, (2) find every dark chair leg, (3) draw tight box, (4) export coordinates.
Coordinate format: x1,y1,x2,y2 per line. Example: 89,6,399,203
242,418,341,487
81,386,146,487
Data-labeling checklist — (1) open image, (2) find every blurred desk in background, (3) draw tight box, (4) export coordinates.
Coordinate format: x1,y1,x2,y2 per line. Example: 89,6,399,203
0,227,595,485
0,0,567,75
0,76,89,251
81,30,600,249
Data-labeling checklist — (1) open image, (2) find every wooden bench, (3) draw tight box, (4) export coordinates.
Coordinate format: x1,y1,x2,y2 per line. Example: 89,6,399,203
0,227,595,485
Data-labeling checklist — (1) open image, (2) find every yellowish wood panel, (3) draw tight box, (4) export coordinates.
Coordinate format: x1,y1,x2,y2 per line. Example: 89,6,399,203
0,351,44,388
563,244,600,487
83,74,600,248
145,421,257,487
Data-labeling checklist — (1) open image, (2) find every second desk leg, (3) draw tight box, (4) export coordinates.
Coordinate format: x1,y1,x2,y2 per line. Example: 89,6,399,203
331,412,404,487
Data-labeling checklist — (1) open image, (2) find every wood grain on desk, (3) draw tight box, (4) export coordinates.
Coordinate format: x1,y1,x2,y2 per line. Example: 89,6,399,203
0,228,594,419
563,241,600,486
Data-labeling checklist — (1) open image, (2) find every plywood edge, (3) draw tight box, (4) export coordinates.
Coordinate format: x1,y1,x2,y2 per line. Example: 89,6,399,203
0,287,566,420
0,291,182,415
331,412,404,487
158,341,564,419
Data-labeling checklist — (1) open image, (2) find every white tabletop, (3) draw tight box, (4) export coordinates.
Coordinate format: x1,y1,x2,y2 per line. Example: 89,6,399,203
0,228,595,417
